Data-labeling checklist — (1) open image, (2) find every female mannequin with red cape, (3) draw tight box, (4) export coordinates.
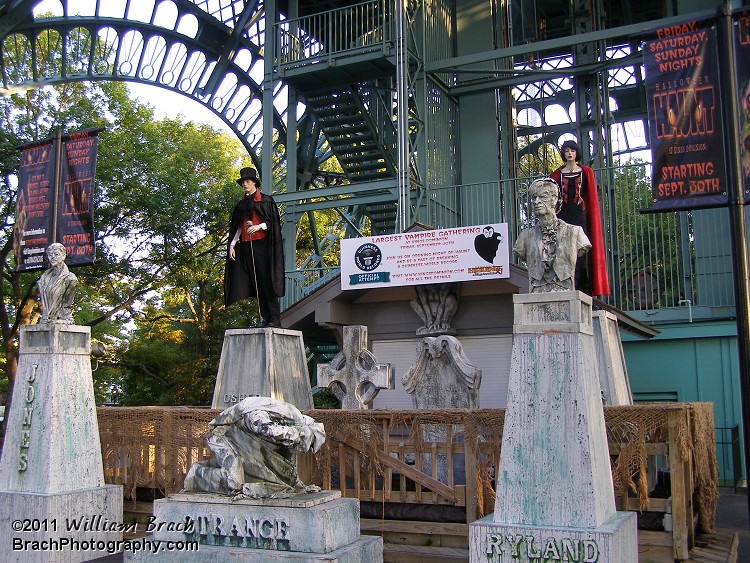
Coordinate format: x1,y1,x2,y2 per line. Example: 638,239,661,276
549,140,610,297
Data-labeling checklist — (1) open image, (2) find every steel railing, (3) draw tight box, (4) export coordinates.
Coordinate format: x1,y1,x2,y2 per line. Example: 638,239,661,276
283,162,741,313
275,0,390,67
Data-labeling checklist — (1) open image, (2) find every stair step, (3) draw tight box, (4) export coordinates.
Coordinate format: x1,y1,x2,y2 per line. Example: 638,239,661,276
339,153,387,164
326,124,371,135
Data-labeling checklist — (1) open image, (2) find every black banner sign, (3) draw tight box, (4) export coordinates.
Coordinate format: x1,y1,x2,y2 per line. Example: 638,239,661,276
733,9,750,203
58,130,98,266
644,18,729,211
13,140,55,271
13,129,99,271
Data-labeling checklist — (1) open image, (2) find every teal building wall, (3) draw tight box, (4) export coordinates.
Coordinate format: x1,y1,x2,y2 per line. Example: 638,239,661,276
623,321,744,484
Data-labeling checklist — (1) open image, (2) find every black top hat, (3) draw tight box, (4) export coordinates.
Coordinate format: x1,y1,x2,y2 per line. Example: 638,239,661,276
236,167,260,186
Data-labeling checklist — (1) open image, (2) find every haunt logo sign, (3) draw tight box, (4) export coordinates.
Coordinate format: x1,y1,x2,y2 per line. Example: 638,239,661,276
643,17,728,211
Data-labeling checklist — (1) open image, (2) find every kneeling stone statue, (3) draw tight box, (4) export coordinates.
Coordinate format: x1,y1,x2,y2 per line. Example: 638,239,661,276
185,397,325,499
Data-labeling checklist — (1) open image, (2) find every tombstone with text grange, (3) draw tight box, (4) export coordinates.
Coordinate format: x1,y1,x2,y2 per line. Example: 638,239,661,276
0,324,123,562
126,397,382,562
317,325,394,409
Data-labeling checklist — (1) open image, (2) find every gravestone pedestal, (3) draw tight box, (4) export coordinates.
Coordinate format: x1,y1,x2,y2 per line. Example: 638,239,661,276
592,310,633,405
0,325,122,563
401,335,480,484
469,292,636,562
212,328,313,411
124,491,382,562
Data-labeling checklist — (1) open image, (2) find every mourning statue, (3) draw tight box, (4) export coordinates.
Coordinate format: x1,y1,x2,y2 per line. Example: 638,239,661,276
514,178,591,293
37,243,78,324
184,397,325,499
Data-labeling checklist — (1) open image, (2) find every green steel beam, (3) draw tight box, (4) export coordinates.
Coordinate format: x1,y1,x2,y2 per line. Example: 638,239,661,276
425,10,715,75
274,179,397,203
283,193,398,214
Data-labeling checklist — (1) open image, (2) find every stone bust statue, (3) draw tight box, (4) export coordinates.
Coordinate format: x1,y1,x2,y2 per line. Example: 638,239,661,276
513,178,591,293
37,243,78,324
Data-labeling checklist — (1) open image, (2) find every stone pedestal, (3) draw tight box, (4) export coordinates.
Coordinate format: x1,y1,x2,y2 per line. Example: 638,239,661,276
212,328,313,411
0,325,122,563
592,310,633,405
469,292,636,562
469,512,637,562
124,491,382,562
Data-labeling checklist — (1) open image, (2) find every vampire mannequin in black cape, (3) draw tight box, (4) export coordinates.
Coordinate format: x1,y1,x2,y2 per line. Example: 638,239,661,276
224,167,285,327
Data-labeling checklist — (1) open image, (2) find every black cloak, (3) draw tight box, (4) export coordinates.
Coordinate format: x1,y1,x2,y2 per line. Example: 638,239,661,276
224,192,285,307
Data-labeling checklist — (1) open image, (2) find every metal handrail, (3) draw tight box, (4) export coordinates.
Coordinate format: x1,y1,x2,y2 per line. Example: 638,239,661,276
275,0,390,67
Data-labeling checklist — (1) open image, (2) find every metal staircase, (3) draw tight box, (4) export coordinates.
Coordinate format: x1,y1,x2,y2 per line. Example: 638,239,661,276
305,85,398,234
305,86,396,182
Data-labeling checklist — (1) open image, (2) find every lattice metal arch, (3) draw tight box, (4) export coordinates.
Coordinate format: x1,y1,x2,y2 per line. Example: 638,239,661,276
0,0,292,185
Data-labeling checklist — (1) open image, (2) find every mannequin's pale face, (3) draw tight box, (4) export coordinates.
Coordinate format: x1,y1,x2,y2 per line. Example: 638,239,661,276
242,179,257,196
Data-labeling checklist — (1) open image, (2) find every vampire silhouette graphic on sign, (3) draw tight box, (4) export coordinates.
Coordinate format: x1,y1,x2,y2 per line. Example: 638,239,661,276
474,226,503,264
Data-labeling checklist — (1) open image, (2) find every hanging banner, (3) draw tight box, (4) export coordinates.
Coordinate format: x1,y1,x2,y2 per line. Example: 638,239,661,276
643,17,729,211
13,128,100,271
13,140,56,271
734,8,750,203
340,224,510,290
58,129,99,266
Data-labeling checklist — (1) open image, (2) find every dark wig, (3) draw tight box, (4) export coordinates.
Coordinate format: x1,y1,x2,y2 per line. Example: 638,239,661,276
559,140,581,162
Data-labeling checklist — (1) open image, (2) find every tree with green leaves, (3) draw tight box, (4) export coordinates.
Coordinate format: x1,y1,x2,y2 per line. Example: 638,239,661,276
0,79,251,407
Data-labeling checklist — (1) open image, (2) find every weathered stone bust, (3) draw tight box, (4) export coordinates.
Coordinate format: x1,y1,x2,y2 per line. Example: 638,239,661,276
37,243,78,324
513,178,591,293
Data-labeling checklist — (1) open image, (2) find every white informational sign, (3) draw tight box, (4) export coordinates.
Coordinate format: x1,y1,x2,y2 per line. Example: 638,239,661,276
341,223,510,290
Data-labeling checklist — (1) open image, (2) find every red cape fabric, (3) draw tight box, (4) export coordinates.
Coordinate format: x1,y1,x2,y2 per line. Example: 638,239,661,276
550,165,610,297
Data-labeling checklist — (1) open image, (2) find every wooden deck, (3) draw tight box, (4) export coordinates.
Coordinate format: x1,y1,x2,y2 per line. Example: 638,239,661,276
121,503,739,562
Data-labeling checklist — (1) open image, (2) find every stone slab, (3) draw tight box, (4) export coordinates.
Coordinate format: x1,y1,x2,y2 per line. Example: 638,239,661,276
469,511,637,562
0,485,123,563
147,491,361,553
173,490,342,508
0,325,104,494
592,310,633,405
125,534,383,562
212,328,313,411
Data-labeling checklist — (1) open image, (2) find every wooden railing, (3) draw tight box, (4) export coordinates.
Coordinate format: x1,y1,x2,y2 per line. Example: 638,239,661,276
98,403,718,562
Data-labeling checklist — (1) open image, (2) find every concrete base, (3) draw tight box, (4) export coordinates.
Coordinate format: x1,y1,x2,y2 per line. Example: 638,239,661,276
0,485,123,563
212,328,313,411
125,535,383,562
124,490,382,562
469,511,637,563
